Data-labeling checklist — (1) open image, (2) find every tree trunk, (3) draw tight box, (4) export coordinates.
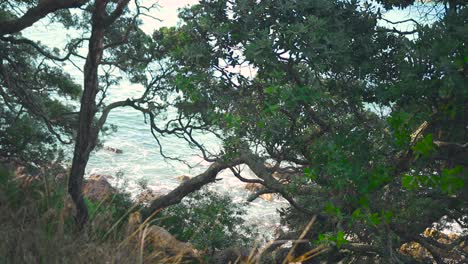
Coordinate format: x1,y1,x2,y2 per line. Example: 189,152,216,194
68,0,107,228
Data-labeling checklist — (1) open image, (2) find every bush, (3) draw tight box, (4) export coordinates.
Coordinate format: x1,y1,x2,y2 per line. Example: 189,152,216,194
153,188,257,254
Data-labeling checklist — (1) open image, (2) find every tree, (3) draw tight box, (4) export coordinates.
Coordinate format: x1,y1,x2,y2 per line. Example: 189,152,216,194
2,1,466,262
0,1,83,169
68,0,132,228
1,0,166,227
143,0,467,262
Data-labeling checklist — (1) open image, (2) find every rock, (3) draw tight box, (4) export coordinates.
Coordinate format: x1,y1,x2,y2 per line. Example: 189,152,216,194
212,247,252,264
83,174,116,201
272,170,299,183
11,163,68,187
145,225,199,257
126,211,142,237
244,183,263,192
137,189,161,204
44,163,69,183
399,228,468,263
104,146,123,154
259,193,274,201
423,228,461,244
54,172,68,183
175,175,191,182
126,212,199,258
244,183,274,201
399,241,435,263
88,173,114,181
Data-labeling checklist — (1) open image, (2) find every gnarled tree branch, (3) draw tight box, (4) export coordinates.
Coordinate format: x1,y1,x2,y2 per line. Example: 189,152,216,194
0,0,90,35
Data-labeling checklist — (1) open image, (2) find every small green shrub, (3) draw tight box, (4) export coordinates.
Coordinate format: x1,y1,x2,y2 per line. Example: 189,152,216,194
153,188,257,253
85,190,134,240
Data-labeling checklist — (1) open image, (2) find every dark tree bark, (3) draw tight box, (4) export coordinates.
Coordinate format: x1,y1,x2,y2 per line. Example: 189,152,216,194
148,158,244,212
68,0,107,228
68,0,130,228
1,1,131,227
146,151,322,221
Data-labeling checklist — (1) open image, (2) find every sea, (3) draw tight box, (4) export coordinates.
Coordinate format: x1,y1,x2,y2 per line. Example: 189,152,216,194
85,83,288,236
19,1,453,238
21,4,287,237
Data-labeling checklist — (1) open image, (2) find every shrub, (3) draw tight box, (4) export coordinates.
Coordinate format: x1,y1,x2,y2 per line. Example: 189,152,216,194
153,188,257,254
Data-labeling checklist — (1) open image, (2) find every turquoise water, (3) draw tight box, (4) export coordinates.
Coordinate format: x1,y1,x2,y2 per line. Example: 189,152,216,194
22,14,286,238
85,84,287,235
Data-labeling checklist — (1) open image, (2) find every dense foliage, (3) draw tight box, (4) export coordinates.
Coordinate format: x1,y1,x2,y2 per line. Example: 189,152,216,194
0,0,466,263
154,0,467,262
0,1,81,166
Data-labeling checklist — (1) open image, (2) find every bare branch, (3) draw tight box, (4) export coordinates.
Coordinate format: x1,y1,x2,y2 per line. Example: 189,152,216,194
0,36,86,62
229,167,264,184
148,157,245,213
104,0,131,27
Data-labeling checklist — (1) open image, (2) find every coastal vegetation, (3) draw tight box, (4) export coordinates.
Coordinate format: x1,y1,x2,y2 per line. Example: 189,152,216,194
0,0,467,263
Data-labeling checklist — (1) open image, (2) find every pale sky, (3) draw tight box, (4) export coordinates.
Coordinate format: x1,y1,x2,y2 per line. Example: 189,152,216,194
138,0,200,33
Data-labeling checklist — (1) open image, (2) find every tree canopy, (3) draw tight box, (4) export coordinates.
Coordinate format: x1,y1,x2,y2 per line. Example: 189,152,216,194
0,0,466,263
149,0,467,262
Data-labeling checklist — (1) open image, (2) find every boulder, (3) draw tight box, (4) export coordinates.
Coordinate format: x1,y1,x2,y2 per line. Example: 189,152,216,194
145,225,199,257
244,183,263,192
83,174,116,201
212,247,252,264
54,171,68,183
175,175,191,182
399,242,432,263
272,170,299,183
245,183,275,201
104,146,123,154
259,193,274,201
399,228,468,263
126,212,199,258
126,211,143,238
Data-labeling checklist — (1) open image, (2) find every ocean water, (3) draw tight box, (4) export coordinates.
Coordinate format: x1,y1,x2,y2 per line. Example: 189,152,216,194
85,84,288,236
21,11,287,239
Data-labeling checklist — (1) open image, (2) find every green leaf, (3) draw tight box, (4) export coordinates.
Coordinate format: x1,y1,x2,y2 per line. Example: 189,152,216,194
369,213,381,226
352,208,362,220
383,211,394,223
335,231,348,247
358,197,369,208
324,202,341,217
304,167,317,181
402,175,417,190
439,166,465,194
412,134,435,158
265,86,278,95
387,111,411,148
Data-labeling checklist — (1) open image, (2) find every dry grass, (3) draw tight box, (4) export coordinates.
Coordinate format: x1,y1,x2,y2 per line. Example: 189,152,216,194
0,166,331,264
0,167,197,264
